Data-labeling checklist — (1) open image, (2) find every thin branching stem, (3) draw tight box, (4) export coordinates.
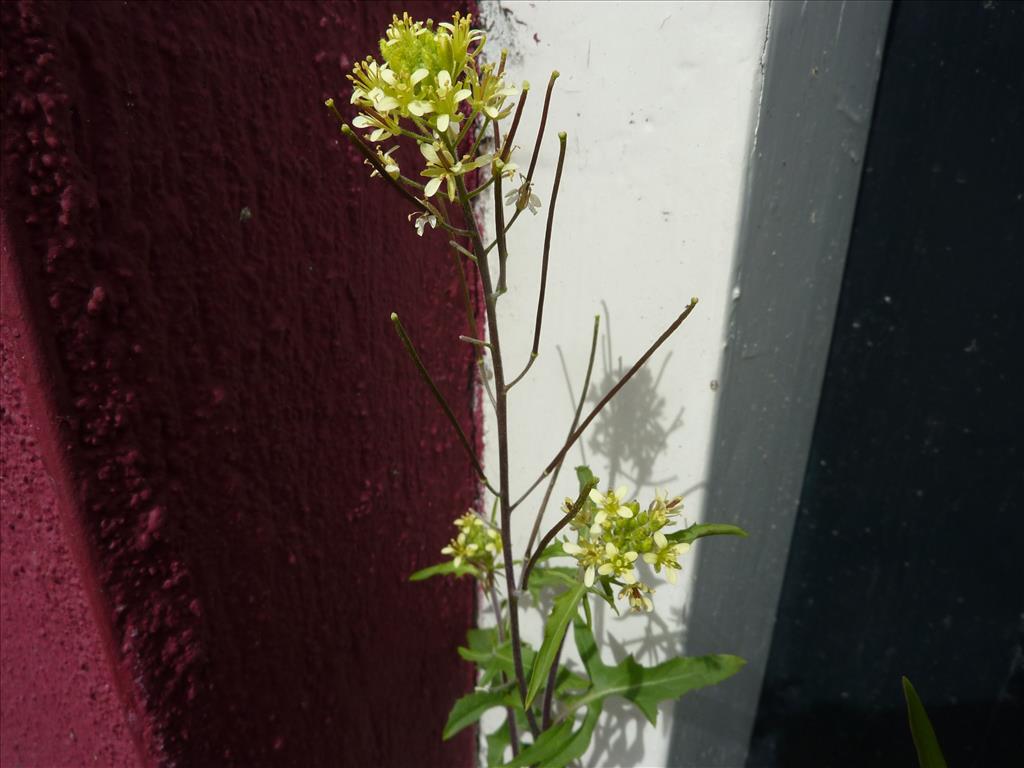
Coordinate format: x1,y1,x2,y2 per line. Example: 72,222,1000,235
479,71,559,258
449,246,476,336
506,131,568,391
542,634,567,730
488,582,520,756
390,313,499,497
519,479,597,593
338,124,473,237
492,129,510,296
527,71,559,180
511,298,700,511
453,175,540,739
499,84,530,162
521,315,600,566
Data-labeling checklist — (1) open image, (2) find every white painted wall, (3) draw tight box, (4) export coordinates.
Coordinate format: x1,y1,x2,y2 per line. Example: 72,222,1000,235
476,2,770,765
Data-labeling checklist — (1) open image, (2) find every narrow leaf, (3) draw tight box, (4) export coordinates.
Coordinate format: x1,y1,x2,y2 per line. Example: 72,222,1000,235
666,522,748,545
443,689,507,740
409,561,479,581
526,582,586,708
501,704,600,768
902,677,948,768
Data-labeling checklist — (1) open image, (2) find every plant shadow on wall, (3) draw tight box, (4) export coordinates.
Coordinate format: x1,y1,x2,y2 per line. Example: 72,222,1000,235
555,302,703,767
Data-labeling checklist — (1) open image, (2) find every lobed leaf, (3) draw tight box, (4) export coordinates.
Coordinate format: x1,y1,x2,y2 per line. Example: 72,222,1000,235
666,523,748,546
575,465,598,494
570,620,745,725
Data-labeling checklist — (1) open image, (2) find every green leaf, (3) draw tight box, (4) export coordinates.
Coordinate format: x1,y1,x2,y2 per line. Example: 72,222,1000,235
575,465,598,494
458,631,536,688
525,582,586,708
527,566,578,590
485,720,510,767
409,561,479,581
535,540,566,562
442,688,508,740
902,677,948,768
666,522,748,545
554,664,590,696
501,704,601,768
570,619,745,724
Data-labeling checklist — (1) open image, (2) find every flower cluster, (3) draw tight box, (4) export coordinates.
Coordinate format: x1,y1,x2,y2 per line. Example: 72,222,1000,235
441,512,503,575
563,488,691,612
344,12,519,199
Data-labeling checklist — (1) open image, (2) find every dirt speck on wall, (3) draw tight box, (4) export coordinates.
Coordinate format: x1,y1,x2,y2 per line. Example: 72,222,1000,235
1,1,479,765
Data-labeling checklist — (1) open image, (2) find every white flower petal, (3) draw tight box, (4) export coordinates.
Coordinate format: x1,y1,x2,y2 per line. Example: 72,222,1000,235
420,143,439,163
584,566,595,587
605,542,619,556
642,553,658,564
654,532,668,549
436,113,450,132
562,542,583,555
424,177,442,197
407,100,434,117
411,68,429,86
437,70,452,90
667,568,678,584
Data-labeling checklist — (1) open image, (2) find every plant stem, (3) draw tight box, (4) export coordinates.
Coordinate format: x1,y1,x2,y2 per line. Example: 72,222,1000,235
527,71,560,180
338,124,472,237
390,313,499,497
511,298,700,511
521,315,600,566
541,634,567,730
505,131,568,391
519,479,597,592
499,83,530,162
492,122,510,296
488,582,520,756
453,176,540,739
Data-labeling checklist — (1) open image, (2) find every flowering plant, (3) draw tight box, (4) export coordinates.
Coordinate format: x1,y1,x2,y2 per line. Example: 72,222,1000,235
327,12,747,766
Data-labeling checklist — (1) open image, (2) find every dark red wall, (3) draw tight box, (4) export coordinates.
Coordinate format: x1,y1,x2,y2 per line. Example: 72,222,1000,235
1,2,479,765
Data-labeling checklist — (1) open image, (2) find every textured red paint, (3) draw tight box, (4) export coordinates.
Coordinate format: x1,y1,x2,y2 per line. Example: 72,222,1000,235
1,2,479,766
2,243,138,767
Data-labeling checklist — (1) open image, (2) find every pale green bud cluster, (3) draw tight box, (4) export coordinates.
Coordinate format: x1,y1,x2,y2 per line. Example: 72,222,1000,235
441,511,503,574
563,488,691,612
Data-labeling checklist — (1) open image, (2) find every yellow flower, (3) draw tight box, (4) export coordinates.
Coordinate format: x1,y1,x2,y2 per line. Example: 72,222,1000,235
642,532,690,584
618,582,655,613
419,142,493,201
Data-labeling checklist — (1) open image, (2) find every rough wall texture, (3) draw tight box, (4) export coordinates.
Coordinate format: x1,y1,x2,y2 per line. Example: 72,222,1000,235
1,1,479,766
2,246,138,767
